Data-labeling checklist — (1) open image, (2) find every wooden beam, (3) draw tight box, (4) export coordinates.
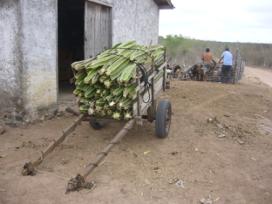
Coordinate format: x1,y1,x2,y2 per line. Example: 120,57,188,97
87,0,112,8
22,115,84,176
66,119,135,193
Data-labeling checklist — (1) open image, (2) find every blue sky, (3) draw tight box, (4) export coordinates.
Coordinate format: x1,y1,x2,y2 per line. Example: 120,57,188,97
159,0,272,43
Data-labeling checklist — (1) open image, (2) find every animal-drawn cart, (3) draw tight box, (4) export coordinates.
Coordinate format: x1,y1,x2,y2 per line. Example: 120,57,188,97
22,53,172,193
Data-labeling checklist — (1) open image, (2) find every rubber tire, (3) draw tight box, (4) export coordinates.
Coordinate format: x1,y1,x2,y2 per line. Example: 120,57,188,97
155,100,172,138
89,117,104,130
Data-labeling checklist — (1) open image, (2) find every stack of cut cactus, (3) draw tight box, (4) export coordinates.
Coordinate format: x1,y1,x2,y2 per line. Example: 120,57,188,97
71,41,165,120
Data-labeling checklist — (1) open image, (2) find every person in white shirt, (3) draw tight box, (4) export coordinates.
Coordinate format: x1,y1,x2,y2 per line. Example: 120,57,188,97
219,48,233,83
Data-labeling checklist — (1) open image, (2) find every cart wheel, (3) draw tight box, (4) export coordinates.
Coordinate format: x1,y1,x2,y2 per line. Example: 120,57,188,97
155,100,172,138
89,117,104,130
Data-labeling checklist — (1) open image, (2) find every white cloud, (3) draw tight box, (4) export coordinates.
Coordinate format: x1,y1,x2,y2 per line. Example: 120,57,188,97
159,0,272,43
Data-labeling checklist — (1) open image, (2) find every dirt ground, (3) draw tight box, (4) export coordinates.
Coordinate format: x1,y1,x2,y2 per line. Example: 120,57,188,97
245,66,272,88
1,67,272,204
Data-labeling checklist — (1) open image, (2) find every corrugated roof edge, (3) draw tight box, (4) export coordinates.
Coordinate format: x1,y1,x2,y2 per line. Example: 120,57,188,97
154,0,175,9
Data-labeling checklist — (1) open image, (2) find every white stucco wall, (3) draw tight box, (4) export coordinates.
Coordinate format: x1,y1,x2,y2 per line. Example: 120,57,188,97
20,0,58,120
112,0,159,45
0,0,22,116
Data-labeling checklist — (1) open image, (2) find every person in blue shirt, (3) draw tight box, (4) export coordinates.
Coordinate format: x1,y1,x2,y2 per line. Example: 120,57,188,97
219,48,233,83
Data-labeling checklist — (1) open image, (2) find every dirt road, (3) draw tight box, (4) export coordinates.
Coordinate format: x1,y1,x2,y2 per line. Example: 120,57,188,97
245,66,272,87
1,74,272,204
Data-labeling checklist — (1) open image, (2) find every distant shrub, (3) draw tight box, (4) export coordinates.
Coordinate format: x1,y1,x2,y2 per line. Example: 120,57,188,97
159,35,272,68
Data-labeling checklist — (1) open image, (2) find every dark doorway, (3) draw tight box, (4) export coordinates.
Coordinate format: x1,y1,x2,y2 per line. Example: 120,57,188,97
58,0,84,94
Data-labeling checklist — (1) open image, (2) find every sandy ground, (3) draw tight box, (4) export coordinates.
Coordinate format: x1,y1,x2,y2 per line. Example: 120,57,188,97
1,67,272,204
244,66,272,87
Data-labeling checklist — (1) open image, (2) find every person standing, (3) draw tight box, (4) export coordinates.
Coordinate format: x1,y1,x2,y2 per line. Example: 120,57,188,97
219,48,233,83
201,48,213,79
202,48,213,67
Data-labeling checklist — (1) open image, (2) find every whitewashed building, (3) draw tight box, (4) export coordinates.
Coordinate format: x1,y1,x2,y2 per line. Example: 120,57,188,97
0,0,173,122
